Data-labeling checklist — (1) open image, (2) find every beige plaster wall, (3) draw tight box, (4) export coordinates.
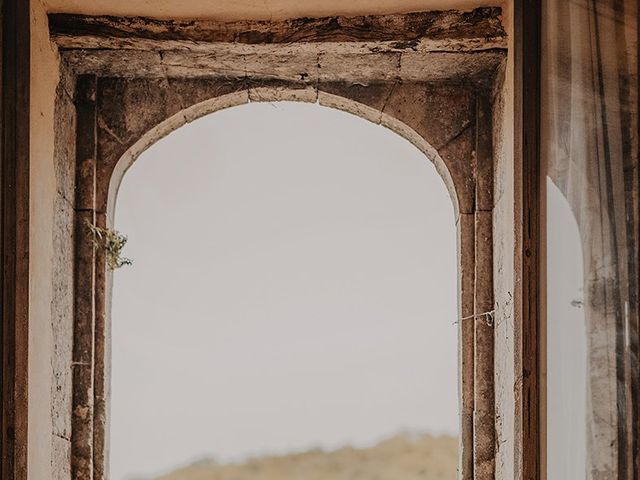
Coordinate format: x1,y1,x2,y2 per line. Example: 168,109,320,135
492,3,518,480
29,0,60,478
43,0,501,20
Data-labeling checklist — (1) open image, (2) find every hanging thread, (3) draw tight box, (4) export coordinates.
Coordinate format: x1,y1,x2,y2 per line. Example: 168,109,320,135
453,309,495,327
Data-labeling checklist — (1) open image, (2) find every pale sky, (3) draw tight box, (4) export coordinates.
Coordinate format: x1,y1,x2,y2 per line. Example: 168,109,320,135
546,179,586,479
110,101,459,480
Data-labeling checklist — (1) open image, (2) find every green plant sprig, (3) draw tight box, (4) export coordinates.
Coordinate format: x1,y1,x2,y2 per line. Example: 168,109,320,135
85,219,133,270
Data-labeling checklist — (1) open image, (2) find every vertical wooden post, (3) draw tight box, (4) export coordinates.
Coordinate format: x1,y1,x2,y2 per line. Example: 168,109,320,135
72,75,98,480
1,0,30,478
635,7,640,478
516,1,542,479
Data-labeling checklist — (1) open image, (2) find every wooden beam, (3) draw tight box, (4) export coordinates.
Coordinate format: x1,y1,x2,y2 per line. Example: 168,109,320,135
1,0,30,478
49,8,506,53
516,1,542,479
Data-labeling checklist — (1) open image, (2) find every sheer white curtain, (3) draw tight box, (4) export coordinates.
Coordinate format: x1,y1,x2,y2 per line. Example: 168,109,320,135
543,0,638,478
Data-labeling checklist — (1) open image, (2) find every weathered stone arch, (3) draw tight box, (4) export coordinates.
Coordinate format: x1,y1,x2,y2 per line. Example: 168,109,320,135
49,8,504,480
107,86,461,221
83,76,493,480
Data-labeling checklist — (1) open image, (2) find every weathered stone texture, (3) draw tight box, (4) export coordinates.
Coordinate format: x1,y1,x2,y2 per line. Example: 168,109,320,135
51,9,506,480
93,212,108,480
51,195,75,441
437,126,476,216
96,77,248,211
51,9,506,84
457,212,475,480
71,209,96,480
319,52,400,82
89,75,492,480
319,82,396,124
75,74,493,480
52,434,72,480
52,73,77,444
72,75,98,480
475,93,494,211
49,9,506,49
52,70,77,480
473,209,495,477
60,49,506,84
54,81,77,203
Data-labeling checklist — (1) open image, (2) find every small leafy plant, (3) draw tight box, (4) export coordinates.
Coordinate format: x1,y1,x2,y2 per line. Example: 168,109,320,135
85,219,133,270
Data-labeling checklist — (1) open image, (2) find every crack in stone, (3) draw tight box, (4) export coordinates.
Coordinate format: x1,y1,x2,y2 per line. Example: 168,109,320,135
57,58,78,102
243,55,252,101
379,78,399,122
60,82,75,104
315,52,322,103
157,50,170,82
54,432,72,442
437,121,473,151
59,44,506,82
97,116,130,146
57,190,75,209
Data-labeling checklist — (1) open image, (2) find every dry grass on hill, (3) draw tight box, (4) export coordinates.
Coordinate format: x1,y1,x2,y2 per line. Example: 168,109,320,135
151,434,457,480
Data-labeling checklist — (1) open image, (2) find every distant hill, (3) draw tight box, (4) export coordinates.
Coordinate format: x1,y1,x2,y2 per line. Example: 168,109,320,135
152,434,457,480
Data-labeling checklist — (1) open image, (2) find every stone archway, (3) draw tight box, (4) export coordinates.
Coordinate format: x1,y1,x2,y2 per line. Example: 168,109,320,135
49,8,505,480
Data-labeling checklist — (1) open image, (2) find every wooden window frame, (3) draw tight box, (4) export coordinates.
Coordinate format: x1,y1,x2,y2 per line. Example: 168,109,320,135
1,0,30,479
515,1,542,479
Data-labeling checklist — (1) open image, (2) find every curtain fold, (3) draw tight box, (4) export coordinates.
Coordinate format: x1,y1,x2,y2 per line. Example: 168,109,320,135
543,0,638,478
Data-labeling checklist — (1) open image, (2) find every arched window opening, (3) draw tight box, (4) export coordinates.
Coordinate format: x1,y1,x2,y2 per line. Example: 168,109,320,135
546,178,587,479
109,102,459,480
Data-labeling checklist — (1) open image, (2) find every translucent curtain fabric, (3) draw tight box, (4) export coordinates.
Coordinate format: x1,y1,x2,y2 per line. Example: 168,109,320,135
543,0,638,478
